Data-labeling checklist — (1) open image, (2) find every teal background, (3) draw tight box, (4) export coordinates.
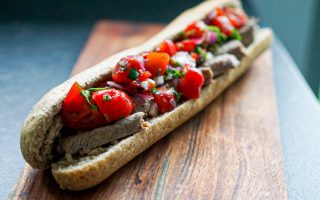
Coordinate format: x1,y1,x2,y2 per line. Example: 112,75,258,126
246,0,320,95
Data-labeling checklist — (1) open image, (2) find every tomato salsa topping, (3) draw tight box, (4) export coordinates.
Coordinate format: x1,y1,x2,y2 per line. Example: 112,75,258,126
62,6,249,131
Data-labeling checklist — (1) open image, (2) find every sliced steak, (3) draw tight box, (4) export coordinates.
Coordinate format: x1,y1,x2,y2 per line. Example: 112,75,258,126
199,67,213,86
200,54,240,77
217,40,247,60
57,112,145,155
239,18,257,47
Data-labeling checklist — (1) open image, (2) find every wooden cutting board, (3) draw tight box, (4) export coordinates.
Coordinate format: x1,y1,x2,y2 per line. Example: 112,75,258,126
11,20,287,199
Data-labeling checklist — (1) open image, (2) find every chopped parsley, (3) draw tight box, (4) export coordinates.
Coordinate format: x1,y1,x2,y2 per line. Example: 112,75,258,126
173,90,181,102
128,68,139,80
230,29,242,41
103,94,112,101
80,90,98,110
165,68,184,81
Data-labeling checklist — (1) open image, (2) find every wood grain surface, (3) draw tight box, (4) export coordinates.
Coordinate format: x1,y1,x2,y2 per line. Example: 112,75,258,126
11,20,287,199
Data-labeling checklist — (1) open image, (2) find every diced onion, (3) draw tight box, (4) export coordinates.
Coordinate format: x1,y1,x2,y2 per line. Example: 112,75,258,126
107,81,124,90
205,32,217,44
154,76,164,86
170,99,177,108
149,102,159,117
207,11,216,20
172,52,196,68
140,80,149,91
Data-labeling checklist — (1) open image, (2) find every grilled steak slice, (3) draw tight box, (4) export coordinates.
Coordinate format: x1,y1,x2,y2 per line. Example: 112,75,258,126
217,40,247,60
199,67,214,86
239,18,257,47
200,54,240,77
58,112,145,155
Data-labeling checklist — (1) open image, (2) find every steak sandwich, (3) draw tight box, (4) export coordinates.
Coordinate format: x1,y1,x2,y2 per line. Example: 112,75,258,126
20,0,273,190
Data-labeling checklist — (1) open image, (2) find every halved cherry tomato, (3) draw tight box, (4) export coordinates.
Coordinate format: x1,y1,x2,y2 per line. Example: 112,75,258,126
175,40,197,52
177,65,205,99
144,52,170,77
92,89,135,123
157,40,177,56
61,82,106,131
112,56,145,83
184,21,206,39
152,88,177,114
223,7,248,28
212,16,235,37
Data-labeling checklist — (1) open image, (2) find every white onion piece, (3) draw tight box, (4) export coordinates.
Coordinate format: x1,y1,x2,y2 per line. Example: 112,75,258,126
107,81,124,90
170,99,177,108
140,81,149,91
172,52,196,68
149,102,159,117
207,10,216,20
154,76,164,86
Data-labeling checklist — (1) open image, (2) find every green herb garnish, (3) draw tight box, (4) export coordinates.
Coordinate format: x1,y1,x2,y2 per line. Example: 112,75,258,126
165,68,184,81
103,94,112,101
81,90,98,110
173,90,181,102
128,68,139,80
86,87,109,92
230,29,242,41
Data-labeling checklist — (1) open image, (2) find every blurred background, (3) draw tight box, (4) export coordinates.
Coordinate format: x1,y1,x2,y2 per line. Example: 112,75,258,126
1,0,319,97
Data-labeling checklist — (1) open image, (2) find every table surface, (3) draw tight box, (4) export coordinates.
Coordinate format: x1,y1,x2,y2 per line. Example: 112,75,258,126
0,21,320,200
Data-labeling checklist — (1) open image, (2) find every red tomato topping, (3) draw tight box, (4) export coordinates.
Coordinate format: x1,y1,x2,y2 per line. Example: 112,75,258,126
223,7,248,28
112,56,145,83
175,40,197,52
152,88,177,114
139,71,151,82
92,89,135,123
157,40,177,56
177,65,205,99
61,82,106,131
144,52,170,77
216,7,225,16
212,16,235,37
184,21,206,39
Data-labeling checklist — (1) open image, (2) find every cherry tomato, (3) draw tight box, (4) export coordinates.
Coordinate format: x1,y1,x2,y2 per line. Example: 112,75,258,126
177,65,205,99
175,40,197,52
92,89,135,123
223,7,248,28
144,52,170,77
184,21,206,39
61,82,106,131
216,7,225,16
212,16,235,37
152,88,177,114
112,56,145,83
157,40,177,56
